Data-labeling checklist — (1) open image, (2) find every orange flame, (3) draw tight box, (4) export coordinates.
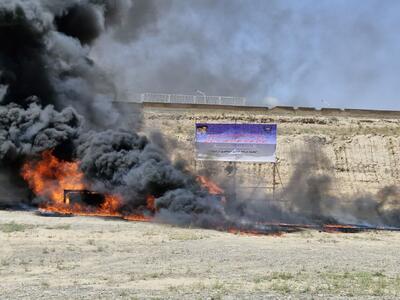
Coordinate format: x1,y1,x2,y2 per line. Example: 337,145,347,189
20,150,151,220
197,175,224,195
146,195,156,212
21,150,85,205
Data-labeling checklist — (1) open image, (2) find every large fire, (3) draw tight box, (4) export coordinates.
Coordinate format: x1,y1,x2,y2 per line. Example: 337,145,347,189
21,150,131,218
22,150,85,204
20,151,222,223
22,151,387,235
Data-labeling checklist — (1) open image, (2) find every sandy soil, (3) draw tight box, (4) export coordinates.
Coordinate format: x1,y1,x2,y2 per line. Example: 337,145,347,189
1,210,400,299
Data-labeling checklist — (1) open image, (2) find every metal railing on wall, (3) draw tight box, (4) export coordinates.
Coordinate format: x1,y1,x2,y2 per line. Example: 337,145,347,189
123,92,247,106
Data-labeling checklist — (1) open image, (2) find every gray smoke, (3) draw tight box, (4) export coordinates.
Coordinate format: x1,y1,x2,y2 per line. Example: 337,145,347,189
0,101,82,208
278,151,400,227
230,148,400,228
0,0,132,128
92,0,400,109
0,102,81,161
0,0,225,228
1,0,399,232
74,129,225,225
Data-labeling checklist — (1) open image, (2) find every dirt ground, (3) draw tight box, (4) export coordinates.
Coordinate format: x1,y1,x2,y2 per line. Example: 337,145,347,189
1,210,400,299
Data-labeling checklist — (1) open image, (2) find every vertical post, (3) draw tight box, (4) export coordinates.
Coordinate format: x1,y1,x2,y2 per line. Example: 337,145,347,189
233,162,237,203
272,163,276,201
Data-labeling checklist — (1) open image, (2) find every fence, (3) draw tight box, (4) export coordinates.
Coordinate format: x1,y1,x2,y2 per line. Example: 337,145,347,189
124,92,246,106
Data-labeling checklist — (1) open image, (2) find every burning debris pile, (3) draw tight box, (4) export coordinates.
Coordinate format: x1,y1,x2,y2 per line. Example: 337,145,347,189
0,1,224,228
0,1,399,235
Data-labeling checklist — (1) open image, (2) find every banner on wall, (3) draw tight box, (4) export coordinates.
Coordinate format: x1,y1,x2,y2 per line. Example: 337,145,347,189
195,123,277,162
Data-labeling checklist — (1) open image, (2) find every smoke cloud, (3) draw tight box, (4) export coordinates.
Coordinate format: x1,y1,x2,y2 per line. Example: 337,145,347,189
0,0,225,228
1,0,399,232
0,102,81,161
230,149,400,228
92,0,400,109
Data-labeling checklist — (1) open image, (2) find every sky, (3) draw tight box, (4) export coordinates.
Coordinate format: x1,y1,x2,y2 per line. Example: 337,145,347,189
92,0,400,110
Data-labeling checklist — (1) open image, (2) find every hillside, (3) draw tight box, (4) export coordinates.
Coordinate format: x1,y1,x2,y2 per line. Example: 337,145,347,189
139,103,400,199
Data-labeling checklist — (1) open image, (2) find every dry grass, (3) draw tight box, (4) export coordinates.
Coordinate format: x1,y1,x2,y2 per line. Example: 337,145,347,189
0,222,34,233
252,271,400,297
1,210,400,299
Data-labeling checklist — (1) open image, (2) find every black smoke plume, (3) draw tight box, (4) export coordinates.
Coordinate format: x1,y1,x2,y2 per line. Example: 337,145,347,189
1,1,399,231
55,3,103,45
0,5,54,106
0,0,224,227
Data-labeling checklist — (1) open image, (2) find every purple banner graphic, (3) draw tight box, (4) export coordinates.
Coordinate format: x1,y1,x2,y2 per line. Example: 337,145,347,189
195,123,277,162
